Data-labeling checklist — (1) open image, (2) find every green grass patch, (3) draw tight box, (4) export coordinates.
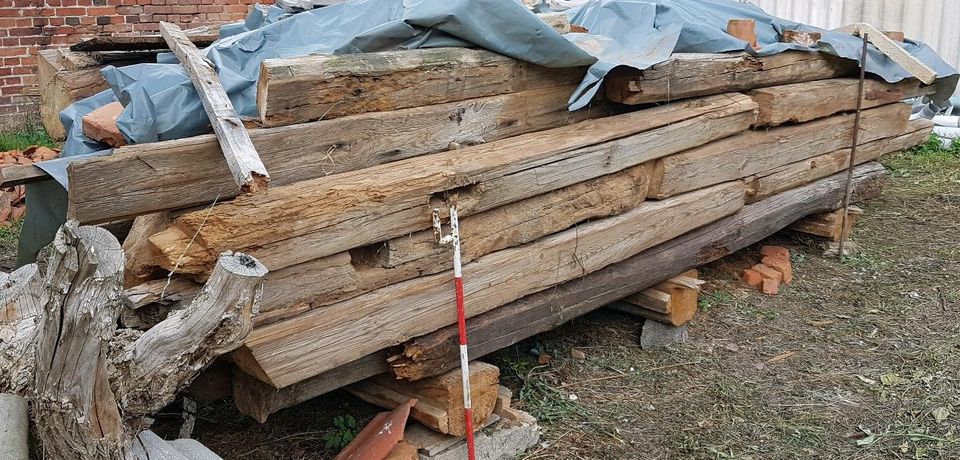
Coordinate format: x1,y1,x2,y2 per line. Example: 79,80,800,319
0,125,57,151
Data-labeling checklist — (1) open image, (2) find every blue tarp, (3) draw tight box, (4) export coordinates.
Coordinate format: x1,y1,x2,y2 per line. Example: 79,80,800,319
18,0,959,265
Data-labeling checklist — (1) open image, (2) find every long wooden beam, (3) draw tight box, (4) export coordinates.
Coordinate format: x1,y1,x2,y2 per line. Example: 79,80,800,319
237,181,746,388
230,163,888,420
67,85,611,224
159,21,269,193
256,48,586,127
648,102,910,199
604,51,857,105
146,94,757,275
70,33,219,52
387,162,889,381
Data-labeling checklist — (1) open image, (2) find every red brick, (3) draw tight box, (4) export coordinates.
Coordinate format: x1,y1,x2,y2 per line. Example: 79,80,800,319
751,264,783,283
759,245,790,259
9,27,42,36
761,278,779,295
742,269,763,289
54,7,85,15
761,255,793,284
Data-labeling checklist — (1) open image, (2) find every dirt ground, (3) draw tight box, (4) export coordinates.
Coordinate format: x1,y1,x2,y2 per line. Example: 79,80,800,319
9,140,954,459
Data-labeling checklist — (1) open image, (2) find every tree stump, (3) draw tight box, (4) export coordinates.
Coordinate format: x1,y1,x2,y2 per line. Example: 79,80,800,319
0,221,267,458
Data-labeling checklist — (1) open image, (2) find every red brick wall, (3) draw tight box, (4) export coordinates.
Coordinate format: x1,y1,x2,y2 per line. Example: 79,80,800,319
0,0,272,132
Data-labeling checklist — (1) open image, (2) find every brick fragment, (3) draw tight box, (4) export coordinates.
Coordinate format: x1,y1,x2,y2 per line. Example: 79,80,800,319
742,268,763,288
760,245,790,259
762,278,779,295
761,255,792,284
751,263,783,283
82,101,127,147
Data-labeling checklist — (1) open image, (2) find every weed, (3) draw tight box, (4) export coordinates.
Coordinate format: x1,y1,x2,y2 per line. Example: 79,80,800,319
699,290,734,312
321,415,358,452
0,124,57,151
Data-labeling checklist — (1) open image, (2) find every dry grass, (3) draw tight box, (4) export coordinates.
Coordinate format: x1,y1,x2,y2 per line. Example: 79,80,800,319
176,143,960,459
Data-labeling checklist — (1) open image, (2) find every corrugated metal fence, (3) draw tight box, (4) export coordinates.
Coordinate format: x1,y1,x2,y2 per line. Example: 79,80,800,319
752,0,960,91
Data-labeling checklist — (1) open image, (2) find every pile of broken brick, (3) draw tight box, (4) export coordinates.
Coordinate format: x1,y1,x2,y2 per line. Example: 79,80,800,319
0,145,60,224
742,245,792,295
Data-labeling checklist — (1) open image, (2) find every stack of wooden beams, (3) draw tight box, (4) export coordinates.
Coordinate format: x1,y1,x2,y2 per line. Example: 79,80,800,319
57,46,937,421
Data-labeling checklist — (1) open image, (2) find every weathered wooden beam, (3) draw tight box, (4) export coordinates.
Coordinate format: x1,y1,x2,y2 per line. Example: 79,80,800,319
745,118,932,203
237,181,745,388
387,163,888,381
345,362,500,437
67,85,612,224
37,49,111,141
256,47,586,127
159,21,269,193
70,33,219,52
228,163,887,416
604,51,856,105
648,102,910,199
747,78,933,126
147,93,756,275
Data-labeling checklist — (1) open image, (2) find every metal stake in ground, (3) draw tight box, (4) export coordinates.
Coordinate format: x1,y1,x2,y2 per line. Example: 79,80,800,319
433,206,477,460
838,33,870,259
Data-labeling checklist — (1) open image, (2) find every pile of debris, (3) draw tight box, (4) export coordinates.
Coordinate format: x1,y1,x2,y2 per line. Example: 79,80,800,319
0,146,58,224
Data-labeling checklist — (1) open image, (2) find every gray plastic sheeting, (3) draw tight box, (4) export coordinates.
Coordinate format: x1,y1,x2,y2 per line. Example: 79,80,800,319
19,0,959,264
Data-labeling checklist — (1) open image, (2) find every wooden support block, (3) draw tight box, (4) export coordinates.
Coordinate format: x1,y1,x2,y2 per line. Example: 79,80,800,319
789,205,863,241
159,21,270,193
257,47,586,127
238,181,746,388
649,102,910,199
745,118,933,203
82,102,127,147
781,30,822,47
834,23,937,84
385,163,888,382
604,51,856,105
727,19,759,49
346,362,500,437
147,93,756,275
615,270,702,326
67,85,613,224
747,78,933,126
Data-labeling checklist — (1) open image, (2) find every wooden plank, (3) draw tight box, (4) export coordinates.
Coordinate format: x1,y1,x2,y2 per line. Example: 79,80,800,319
615,270,703,326
147,93,757,275
231,353,390,423
747,78,933,126
604,51,857,105
387,163,889,381
0,165,47,187
789,205,863,241
237,181,746,388
67,85,613,224
345,362,500,437
159,21,270,193
256,47,586,127
745,118,932,203
835,23,938,84
70,33,219,52
648,102,910,199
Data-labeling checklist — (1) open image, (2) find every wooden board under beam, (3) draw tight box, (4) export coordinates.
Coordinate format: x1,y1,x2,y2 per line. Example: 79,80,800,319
159,21,269,193
67,85,613,224
0,165,48,187
345,362,500,437
237,181,745,388
145,93,756,275
386,163,888,381
747,78,933,126
256,47,586,127
648,102,910,199
604,51,856,105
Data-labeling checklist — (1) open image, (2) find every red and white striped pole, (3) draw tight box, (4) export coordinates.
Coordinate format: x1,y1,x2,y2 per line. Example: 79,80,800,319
433,205,476,460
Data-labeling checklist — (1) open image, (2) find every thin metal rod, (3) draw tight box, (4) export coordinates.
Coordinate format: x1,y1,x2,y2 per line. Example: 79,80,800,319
838,32,869,259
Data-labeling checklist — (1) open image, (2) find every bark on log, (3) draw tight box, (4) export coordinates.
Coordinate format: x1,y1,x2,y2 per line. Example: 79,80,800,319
0,221,267,458
388,163,888,380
